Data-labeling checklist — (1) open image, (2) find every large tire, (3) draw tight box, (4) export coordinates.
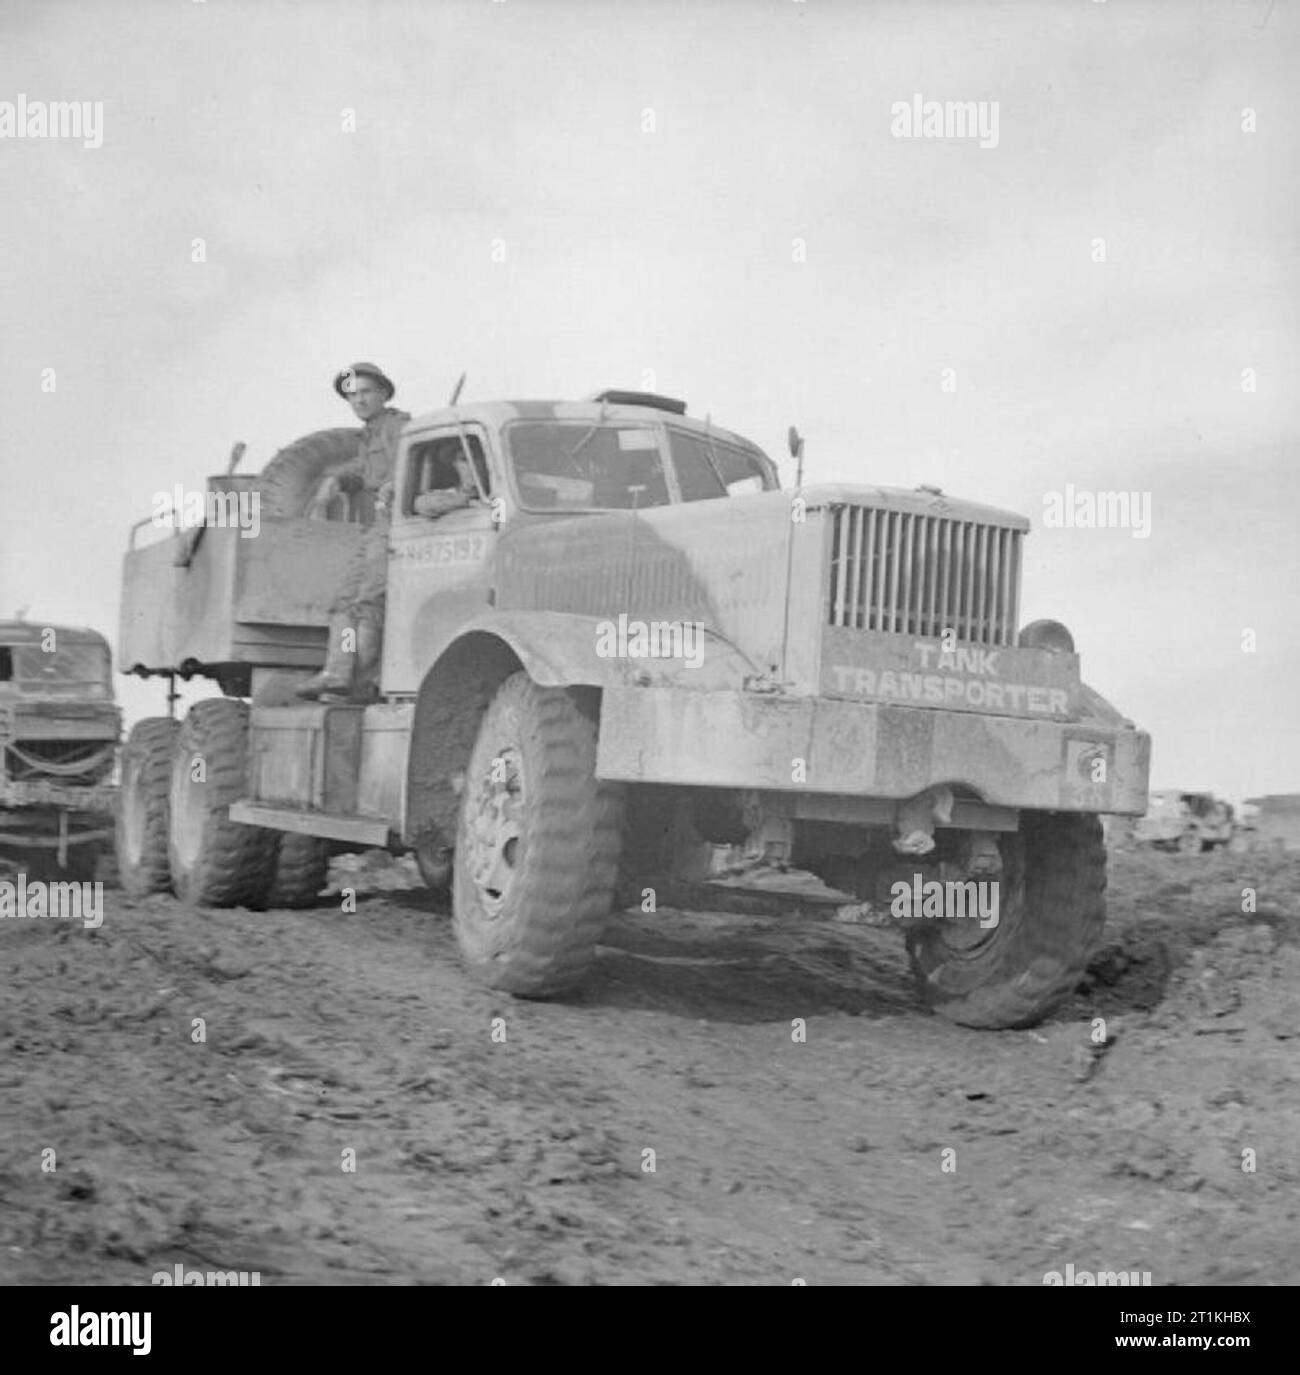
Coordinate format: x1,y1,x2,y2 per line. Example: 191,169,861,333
168,700,278,907
116,717,180,897
257,428,363,519
905,812,1106,1030
452,672,623,997
264,833,331,909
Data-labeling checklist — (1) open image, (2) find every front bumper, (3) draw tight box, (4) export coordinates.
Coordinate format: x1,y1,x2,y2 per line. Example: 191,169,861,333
0,778,118,814
596,686,1150,816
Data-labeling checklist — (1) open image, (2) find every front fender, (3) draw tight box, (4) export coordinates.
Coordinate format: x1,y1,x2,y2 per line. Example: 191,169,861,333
437,610,760,693
402,611,755,848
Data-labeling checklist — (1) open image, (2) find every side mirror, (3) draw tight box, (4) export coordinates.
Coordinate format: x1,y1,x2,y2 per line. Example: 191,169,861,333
787,426,803,459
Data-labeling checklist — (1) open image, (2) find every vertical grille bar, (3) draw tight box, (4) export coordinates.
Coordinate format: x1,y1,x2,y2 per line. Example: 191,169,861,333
832,509,849,626
1008,530,1022,637
924,517,940,638
974,525,989,641
900,514,915,634
849,506,866,628
963,523,975,641
939,518,954,640
861,508,877,630
886,511,900,632
995,530,1006,649
951,522,962,640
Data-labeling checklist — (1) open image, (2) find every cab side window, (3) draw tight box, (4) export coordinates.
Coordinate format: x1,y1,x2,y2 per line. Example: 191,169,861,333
667,428,772,501
669,432,726,501
405,434,490,513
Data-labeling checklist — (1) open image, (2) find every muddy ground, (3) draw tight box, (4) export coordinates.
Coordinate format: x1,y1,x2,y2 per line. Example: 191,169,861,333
1,844,1297,1286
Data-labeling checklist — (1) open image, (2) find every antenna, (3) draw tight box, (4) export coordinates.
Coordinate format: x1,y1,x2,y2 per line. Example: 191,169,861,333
449,372,466,406
779,425,806,683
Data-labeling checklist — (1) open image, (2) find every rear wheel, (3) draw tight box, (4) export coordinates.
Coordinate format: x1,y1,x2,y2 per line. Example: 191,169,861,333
264,833,331,909
116,717,180,897
452,672,623,997
168,700,278,907
905,812,1106,1029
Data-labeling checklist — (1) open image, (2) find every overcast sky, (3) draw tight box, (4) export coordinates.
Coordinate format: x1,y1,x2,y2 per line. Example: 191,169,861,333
1,0,1296,803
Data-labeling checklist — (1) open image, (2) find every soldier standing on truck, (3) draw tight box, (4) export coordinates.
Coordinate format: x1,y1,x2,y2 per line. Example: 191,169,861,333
297,362,409,701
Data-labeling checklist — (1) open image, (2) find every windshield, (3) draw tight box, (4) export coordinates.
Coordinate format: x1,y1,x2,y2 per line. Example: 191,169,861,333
508,422,671,511
0,641,111,698
507,420,773,512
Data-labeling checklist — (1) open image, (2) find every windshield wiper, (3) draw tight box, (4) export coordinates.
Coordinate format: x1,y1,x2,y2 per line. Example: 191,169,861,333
561,424,600,476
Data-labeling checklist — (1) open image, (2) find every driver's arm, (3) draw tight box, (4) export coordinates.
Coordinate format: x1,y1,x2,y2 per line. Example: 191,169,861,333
413,487,474,519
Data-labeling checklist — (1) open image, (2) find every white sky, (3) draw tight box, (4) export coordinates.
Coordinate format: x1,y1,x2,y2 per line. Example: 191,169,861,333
1,0,1296,803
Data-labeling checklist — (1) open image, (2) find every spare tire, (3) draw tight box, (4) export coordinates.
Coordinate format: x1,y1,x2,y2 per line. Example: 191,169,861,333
258,428,363,519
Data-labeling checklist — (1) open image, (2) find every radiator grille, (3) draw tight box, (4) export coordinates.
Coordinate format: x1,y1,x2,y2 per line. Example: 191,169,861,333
828,507,1022,645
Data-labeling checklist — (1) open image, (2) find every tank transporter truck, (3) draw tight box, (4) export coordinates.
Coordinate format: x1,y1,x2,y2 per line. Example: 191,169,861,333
116,391,1149,1028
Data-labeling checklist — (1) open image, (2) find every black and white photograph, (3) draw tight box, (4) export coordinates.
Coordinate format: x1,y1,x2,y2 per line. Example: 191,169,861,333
1,0,1296,1317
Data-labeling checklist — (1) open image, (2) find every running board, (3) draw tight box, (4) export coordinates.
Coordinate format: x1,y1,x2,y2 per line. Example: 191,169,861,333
229,801,391,846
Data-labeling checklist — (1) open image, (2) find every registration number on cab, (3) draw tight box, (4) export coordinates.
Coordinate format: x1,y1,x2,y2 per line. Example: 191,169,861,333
398,534,487,566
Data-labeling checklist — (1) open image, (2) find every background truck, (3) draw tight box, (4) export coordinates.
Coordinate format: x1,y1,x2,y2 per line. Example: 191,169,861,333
1132,789,1234,854
116,390,1150,1028
0,620,120,880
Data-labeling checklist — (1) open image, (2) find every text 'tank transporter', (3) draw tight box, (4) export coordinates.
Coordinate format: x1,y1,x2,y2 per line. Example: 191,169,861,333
117,389,1150,1029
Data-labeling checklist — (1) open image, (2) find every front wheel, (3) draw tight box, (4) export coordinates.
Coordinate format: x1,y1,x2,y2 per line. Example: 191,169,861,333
905,812,1106,1029
452,672,623,997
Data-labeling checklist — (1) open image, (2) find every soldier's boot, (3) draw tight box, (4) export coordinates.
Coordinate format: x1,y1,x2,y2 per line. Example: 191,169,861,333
350,618,383,703
296,613,356,700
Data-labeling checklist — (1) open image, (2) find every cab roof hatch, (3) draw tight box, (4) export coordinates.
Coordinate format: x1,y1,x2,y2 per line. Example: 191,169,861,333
587,389,687,415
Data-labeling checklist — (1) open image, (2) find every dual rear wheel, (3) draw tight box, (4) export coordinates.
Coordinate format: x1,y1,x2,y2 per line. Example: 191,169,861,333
115,702,329,908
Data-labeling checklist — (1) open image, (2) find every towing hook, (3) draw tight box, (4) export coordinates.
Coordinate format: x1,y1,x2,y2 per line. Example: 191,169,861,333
892,785,955,856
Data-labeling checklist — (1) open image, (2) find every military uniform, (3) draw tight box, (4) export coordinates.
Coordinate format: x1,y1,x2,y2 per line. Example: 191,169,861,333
332,406,410,628
297,363,409,702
